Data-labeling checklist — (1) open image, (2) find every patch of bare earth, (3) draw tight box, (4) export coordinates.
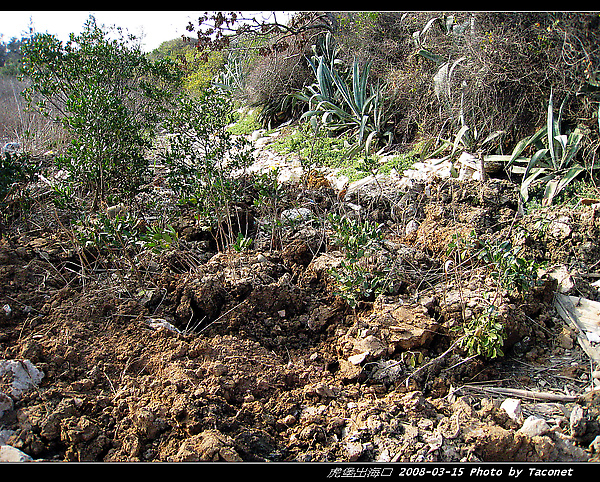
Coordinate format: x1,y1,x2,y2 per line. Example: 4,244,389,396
1,174,600,463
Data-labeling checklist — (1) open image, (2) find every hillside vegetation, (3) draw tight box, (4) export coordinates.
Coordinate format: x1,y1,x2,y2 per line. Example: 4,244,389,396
1,12,600,464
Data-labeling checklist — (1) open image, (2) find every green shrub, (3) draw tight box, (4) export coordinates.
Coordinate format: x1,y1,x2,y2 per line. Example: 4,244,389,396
457,304,506,359
157,87,254,250
75,211,143,255
0,152,30,201
327,213,394,307
21,16,182,210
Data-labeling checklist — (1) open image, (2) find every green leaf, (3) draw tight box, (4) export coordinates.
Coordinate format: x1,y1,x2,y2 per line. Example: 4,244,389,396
520,166,549,202
452,125,470,154
481,130,505,147
542,165,584,206
414,48,445,64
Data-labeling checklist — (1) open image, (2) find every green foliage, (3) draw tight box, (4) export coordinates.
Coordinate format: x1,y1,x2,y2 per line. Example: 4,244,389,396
182,49,226,95
443,123,505,160
327,213,391,307
446,230,540,360
457,304,506,359
0,37,24,76
478,239,540,295
232,232,253,252
446,229,540,295
270,124,358,169
157,87,253,249
0,152,31,202
506,90,586,206
227,108,262,136
445,230,480,265
147,37,191,61
149,37,227,96
331,260,388,309
21,16,182,209
75,211,144,254
412,14,471,65
0,152,37,226
328,213,383,261
213,53,248,99
293,32,393,155
142,224,179,254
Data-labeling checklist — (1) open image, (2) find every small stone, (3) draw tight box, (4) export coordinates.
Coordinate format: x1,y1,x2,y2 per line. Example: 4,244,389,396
106,203,127,220
255,253,269,264
0,360,44,398
569,405,587,437
353,335,387,359
405,220,419,236
280,414,297,427
313,383,336,398
69,378,95,392
558,328,574,350
548,216,571,239
589,435,600,453
251,129,265,141
211,362,228,377
281,208,313,223
348,352,368,366
346,441,363,462
500,398,523,423
0,445,33,462
519,415,551,437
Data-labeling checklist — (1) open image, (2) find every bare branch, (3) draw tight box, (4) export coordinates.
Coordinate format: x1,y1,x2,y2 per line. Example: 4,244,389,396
185,11,336,55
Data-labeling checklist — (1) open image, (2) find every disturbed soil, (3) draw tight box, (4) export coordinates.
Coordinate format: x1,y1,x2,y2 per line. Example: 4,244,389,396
2,146,600,463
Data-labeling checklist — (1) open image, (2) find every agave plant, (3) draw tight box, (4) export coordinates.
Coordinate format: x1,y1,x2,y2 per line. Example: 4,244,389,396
506,90,585,206
213,55,247,97
292,32,393,155
412,14,472,65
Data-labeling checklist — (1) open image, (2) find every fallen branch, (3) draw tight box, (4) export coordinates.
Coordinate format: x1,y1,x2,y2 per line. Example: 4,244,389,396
459,385,579,402
403,337,465,388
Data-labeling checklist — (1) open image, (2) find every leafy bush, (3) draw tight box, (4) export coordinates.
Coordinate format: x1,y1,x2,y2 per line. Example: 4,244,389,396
157,87,254,250
0,152,30,202
21,16,182,210
75,211,144,255
446,229,540,295
142,224,179,254
327,213,393,307
478,239,540,295
457,304,506,359
182,48,226,95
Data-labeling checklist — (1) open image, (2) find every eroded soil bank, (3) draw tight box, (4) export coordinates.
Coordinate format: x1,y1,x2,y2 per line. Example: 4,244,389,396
2,162,600,462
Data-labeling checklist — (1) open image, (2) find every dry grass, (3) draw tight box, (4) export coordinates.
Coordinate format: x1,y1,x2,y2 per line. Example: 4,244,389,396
0,75,68,154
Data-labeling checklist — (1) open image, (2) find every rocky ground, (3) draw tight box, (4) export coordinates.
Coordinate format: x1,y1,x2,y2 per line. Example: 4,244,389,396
1,132,600,463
